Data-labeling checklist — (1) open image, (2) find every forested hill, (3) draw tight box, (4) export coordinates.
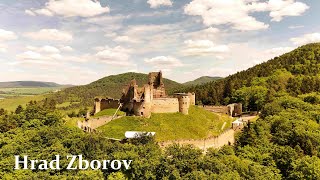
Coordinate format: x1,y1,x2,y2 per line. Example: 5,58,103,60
50,72,183,107
183,76,222,86
182,43,320,109
0,81,62,88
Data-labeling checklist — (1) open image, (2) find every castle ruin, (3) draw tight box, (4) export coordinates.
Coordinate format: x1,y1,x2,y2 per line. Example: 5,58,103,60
94,71,195,118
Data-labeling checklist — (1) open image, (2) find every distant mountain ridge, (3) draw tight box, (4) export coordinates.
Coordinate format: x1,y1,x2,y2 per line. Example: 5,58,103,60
183,76,223,86
0,81,66,88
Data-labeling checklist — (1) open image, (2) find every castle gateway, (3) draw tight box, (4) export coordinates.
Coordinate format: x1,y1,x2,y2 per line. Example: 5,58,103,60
94,71,195,118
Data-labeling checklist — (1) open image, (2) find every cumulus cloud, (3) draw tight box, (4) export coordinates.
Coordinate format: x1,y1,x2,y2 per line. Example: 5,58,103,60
184,0,269,31
267,0,309,22
25,0,109,17
183,40,229,57
144,56,184,68
95,46,133,66
184,0,309,31
24,29,73,41
147,0,173,8
0,29,18,41
290,33,320,46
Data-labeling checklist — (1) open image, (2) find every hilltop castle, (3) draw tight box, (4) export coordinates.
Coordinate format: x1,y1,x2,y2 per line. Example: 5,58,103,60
94,71,195,118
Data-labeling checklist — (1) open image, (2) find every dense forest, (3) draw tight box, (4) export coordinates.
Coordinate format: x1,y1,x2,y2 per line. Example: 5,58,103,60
0,43,320,179
181,43,320,111
0,89,319,179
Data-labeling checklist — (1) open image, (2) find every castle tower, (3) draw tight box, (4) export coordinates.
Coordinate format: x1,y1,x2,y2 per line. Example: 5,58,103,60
148,71,166,98
188,92,196,105
133,84,152,118
94,98,101,113
177,94,190,115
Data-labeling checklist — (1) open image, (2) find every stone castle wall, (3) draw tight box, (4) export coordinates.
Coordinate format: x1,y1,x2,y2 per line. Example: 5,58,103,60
95,98,120,114
77,115,123,132
151,98,179,113
160,128,235,150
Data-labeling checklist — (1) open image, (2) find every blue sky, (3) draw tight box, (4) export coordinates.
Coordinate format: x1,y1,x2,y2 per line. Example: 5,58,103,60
0,0,319,85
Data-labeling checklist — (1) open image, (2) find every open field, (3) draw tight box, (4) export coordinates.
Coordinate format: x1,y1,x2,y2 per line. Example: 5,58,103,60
0,95,45,112
98,106,233,141
0,87,63,97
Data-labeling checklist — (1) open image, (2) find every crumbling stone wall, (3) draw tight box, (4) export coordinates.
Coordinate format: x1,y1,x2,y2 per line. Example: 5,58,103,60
94,98,120,114
160,128,236,150
77,115,123,132
227,103,242,117
151,98,179,113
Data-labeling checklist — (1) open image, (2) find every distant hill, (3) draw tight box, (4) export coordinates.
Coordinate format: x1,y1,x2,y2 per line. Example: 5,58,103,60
50,72,184,108
0,81,63,88
183,76,223,86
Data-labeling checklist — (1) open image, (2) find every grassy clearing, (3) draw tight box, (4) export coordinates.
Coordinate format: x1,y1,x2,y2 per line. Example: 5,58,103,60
0,95,45,112
93,109,125,117
98,106,233,141
64,116,83,128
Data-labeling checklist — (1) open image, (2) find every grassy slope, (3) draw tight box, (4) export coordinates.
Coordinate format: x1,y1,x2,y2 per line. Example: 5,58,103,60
98,106,233,141
93,109,125,117
0,95,45,111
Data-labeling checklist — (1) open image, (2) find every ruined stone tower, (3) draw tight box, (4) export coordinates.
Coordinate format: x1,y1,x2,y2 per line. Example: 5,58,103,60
148,71,166,98
175,93,190,115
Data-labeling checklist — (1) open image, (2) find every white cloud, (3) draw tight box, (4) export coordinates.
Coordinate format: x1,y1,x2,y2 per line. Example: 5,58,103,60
33,8,54,16
24,29,73,41
183,40,229,57
263,47,294,55
147,0,173,8
144,56,184,68
185,27,221,41
268,0,309,22
25,10,36,16
26,45,61,54
184,0,269,31
184,0,309,31
16,51,44,61
60,46,73,52
26,0,109,17
290,33,320,46
95,46,132,66
113,36,140,43
0,29,17,41
0,44,7,53
104,32,118,38
288,25,304,29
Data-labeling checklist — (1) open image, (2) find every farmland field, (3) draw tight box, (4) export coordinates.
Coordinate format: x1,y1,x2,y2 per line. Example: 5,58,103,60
0,95,45,112
0,87,66,112
0,87,62,96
